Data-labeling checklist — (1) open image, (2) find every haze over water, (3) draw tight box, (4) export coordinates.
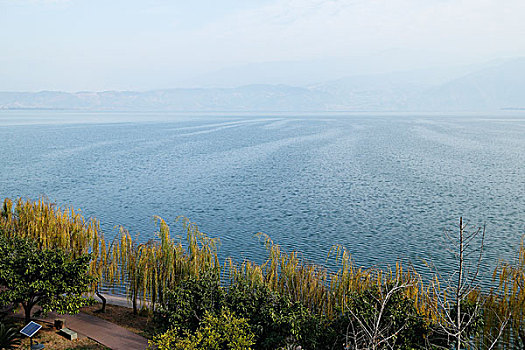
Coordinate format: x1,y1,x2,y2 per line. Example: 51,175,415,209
1,111,523,279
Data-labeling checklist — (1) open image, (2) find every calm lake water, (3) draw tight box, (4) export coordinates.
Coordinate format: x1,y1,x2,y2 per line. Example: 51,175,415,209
1,110,524,278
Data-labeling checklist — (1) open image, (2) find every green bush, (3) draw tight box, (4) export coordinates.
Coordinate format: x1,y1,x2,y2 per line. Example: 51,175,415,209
154,269,224,333
428,299,484,349
150,308,255,350
329,285,432,350
154,272,327,349
226,277,326,350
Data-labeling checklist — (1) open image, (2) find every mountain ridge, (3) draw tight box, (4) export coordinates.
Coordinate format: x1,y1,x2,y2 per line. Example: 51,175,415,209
1,58,524,112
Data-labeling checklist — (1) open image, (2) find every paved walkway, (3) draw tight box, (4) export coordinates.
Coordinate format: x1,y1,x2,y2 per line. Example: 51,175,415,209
18,309,149,350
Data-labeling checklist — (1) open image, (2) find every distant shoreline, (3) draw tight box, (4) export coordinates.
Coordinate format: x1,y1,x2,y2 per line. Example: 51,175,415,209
1,107,523,114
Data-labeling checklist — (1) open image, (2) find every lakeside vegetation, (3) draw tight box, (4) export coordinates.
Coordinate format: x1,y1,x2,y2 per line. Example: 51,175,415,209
1,197,524,349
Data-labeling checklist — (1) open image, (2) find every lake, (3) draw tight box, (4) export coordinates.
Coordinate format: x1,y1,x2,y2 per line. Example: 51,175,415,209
1,110,523,279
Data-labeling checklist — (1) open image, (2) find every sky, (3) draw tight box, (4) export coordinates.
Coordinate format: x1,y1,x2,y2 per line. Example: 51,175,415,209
1,0,525,91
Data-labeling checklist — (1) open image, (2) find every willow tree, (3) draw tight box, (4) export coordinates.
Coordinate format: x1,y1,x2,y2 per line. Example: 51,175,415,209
490,237,525,347
111,227,149,315
110,217,222,314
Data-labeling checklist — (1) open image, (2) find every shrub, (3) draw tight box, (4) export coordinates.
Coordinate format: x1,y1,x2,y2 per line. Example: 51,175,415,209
428,298,485,349
329,284,432,350
154,269,224,333
154,272,327,349
149,308,255,350
0,322,21,350
226,276,326,350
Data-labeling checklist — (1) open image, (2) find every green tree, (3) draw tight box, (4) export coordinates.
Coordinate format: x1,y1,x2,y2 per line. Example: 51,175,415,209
0,231,94,323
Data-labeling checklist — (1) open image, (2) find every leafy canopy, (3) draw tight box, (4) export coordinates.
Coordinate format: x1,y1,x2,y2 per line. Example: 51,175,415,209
0,230,94,322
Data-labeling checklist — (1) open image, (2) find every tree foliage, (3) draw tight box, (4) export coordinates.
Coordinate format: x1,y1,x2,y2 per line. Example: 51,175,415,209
2,197,524,348
150,308,255,350
0,198,107,293
0,231,94,323
110,217,220,314
226,276,325,349
154,269,224,332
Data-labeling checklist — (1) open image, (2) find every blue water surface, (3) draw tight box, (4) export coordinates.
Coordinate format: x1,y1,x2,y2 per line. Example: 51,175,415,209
1,110,523,279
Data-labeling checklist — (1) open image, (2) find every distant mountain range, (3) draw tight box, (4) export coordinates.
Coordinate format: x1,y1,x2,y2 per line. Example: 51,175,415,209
1,58,524,112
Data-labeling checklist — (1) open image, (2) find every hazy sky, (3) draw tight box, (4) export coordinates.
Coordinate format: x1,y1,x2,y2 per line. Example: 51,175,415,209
1,0,524,91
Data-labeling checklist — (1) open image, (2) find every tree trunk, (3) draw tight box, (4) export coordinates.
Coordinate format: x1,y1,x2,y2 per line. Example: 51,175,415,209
95,286,106,313
23,303,32,324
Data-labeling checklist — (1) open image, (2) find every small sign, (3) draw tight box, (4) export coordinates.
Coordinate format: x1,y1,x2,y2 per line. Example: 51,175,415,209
20,321,42,338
